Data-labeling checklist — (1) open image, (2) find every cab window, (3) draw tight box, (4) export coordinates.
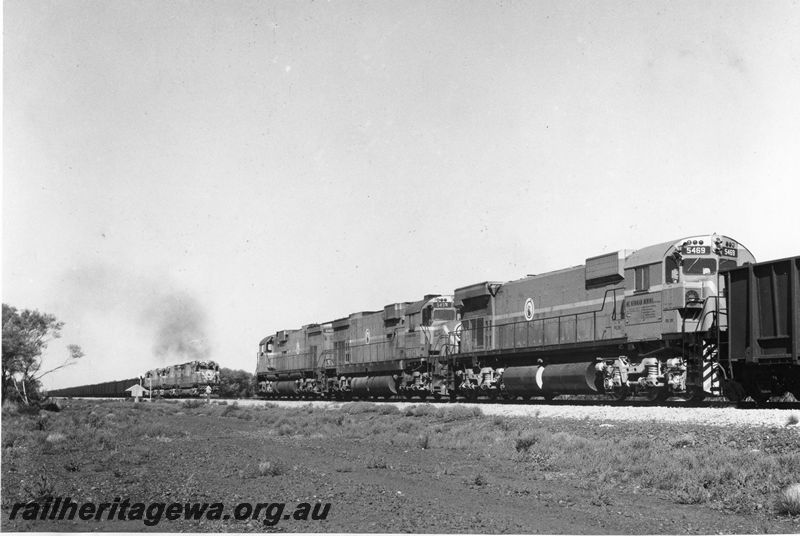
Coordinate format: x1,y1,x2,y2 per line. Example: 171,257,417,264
422,306,432,326
719,258,738,272
683,258,717,275
665,256,679,283
433,308,456,321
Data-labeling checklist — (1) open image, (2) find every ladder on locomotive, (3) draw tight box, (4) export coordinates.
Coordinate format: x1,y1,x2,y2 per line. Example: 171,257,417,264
680,284,728,397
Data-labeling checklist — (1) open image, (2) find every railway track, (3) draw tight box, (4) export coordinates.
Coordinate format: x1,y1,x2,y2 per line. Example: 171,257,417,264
61,393,800,411
60,395,800,427
249,393,800,410
227,398,800,428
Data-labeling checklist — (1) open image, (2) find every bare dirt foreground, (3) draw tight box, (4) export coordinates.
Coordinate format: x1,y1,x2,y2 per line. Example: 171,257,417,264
2,399,800,533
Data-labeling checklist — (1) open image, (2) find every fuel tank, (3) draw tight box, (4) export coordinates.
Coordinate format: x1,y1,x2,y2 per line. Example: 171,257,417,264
503,362,599,396
274,380,300,395
351,375,397,398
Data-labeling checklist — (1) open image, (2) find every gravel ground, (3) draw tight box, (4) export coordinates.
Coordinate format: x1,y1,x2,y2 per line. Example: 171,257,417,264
8,399,799,533
233,399,800,428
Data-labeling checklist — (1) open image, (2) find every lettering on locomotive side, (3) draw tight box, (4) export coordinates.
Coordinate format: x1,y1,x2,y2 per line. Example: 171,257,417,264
625,293,662,324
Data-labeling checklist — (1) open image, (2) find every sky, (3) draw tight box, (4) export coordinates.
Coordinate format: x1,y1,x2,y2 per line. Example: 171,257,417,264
3,0,799,389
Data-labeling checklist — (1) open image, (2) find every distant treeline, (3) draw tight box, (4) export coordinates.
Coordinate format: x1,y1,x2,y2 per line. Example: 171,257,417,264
217,368,255,398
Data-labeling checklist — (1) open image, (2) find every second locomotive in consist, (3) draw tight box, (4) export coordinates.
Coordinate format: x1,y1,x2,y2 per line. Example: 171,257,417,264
256,234,799,402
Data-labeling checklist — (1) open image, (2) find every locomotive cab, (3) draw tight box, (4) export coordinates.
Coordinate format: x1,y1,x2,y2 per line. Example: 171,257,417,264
255,335,278,394
624,234,756,341
421,298,458,327
614,235,757,399
417,295,459,355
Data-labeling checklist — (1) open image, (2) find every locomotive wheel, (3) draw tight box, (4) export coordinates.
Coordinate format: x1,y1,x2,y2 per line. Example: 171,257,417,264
449,391,458,402
643,387,669,403
683,387,707,403
749,390,770,405
722,380,746,402
608,386,629,402
419,392,428,401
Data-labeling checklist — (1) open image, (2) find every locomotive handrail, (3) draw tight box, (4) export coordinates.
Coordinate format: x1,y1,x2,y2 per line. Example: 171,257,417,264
692,295,727,334
459,287,624,351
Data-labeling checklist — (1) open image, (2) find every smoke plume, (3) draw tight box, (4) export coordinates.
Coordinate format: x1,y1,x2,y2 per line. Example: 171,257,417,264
56,262,213,367
142,291,210,362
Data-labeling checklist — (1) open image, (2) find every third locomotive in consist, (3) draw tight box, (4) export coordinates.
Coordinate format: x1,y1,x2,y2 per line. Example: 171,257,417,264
256,234,800,403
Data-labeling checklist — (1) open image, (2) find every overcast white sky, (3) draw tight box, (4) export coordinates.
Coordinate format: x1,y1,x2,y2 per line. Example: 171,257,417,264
4,0,799,389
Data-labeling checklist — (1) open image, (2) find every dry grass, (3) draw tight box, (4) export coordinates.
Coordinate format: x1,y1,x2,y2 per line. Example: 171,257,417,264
257,460,285,477
4,398,799,519
220,402,240,416
44,432,66,443
775,483,800,515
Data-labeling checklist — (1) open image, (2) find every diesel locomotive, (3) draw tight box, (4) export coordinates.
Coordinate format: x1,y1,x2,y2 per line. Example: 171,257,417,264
256,233,799,403
142,360,220,397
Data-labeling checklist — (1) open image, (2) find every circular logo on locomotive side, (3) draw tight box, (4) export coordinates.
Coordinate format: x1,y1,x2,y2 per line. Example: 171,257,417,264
524,298,535,321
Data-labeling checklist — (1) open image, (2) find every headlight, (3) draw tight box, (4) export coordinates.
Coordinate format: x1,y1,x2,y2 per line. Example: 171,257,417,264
685,290,700,303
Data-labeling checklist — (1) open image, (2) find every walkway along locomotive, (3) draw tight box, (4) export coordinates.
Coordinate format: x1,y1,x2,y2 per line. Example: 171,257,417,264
255,234,800,403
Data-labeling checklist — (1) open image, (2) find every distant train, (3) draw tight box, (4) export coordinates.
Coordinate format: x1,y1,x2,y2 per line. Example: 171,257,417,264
142,360,220,397
48,360,220,398
256,234,800,403
47,377,142,398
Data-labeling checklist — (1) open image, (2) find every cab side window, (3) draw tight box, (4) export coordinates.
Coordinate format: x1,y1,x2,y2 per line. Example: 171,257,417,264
422,306,432,327
665,256,679,284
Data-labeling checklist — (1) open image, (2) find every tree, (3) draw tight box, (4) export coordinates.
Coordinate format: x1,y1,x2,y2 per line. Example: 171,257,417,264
2,304,84,405
217,368,255,398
